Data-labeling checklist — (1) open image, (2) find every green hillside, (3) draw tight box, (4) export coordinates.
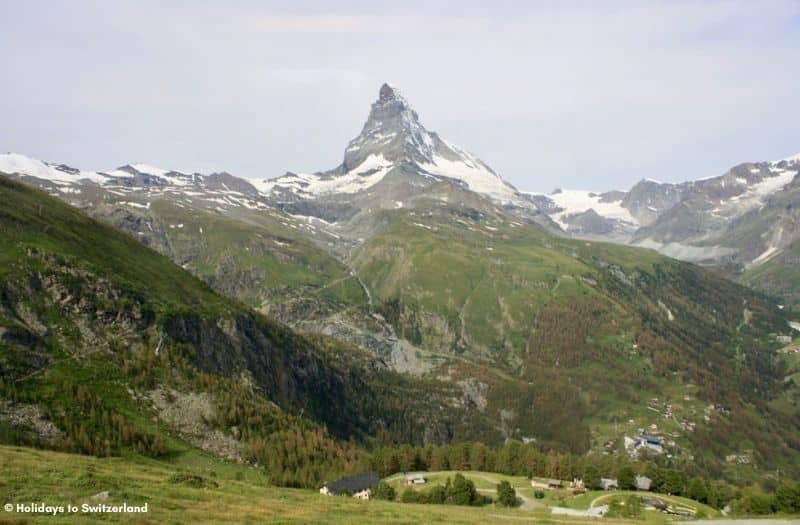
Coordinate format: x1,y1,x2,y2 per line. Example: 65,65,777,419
88,193,369,312
740,238,800,310
0,177,500,487
351,200,800,472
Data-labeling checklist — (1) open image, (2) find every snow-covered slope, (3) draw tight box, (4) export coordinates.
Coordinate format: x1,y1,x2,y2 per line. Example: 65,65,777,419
0,153,276,213
257,84,524,205
252,154,394,197
0,153,109,185
544,189,638,230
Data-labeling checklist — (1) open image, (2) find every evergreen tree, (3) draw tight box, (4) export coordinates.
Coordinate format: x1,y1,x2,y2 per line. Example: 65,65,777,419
448,474,478,506
496,480,517,507
583,464,602,491
373,481,396,501
643,463,665,493
687,477,709,504
430,446,450,471
470,442,489,472
618,465,636,491
397,444,417,472
663,469,687,496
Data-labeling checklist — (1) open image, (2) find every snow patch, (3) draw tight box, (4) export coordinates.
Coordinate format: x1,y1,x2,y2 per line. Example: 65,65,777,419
418,147,518,204
117,201,150,209
0,153,108,184
130,163,168,177
255,154,393,197
546,190,639,229
751,169,796,197
635,238,735,262
751,246,779,266
657,300,675,321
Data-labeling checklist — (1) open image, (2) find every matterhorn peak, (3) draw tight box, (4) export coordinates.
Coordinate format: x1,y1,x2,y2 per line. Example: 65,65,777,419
342,83,428,170
261,83,522,205
378,83,403,104
366,83,415,123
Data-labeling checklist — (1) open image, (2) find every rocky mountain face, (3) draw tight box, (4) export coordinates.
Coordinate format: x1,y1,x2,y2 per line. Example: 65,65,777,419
622,179,687,225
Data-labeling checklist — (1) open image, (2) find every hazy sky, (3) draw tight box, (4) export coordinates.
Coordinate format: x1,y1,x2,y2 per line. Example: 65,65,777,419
2,1,799,192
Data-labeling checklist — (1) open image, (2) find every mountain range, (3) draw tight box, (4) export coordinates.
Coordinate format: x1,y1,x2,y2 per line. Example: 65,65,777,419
2,83,800,482
532,153,800,305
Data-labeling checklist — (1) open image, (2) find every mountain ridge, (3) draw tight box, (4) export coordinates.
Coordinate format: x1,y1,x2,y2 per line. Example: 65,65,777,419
530,153,800,285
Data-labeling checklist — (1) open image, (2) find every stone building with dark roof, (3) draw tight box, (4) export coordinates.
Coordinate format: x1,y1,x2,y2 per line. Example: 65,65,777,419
319,472,380,499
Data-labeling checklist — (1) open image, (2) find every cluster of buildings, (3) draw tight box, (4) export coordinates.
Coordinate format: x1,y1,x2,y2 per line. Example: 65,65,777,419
532,475,653,492
600,476,652,491
323,468,660,502
319,472,427,500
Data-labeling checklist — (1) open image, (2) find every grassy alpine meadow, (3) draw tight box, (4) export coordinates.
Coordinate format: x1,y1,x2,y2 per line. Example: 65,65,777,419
0,445,686,525
740,237,800,311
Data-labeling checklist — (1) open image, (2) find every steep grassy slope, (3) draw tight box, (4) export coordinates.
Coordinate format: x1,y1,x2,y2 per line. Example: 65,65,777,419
351,200,800,472
80,191,369,311
0,176,502,487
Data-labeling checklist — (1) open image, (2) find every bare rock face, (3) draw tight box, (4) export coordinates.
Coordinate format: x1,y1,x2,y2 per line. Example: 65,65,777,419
622,179,687,225
562,209,618,236
147,387,243,462
378,83,399,103
0,402,65,443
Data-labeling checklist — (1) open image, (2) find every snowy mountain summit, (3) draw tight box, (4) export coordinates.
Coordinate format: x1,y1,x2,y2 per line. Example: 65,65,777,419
257,83,523,205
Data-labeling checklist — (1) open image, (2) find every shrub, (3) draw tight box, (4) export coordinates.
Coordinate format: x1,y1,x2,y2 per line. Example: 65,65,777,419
733,494,777,515
496,480,518,507
448,474,479,506
426,485,447,504
401,488,421,503
373,481,396,501
168,473,219,489
775,483,800,513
